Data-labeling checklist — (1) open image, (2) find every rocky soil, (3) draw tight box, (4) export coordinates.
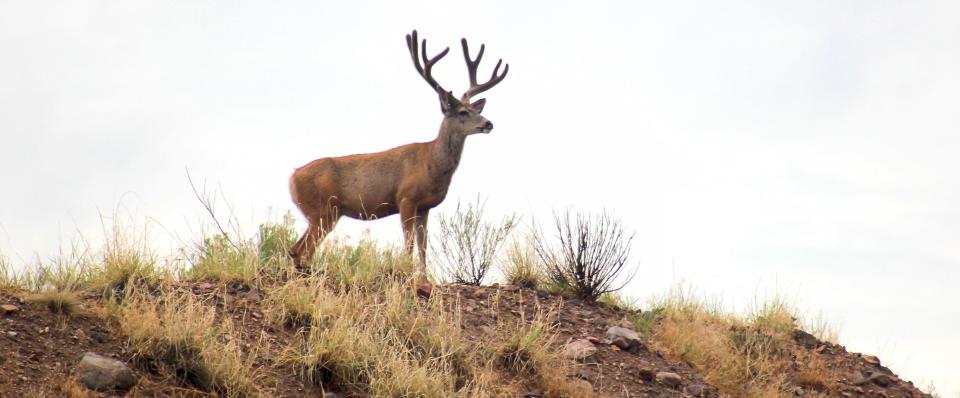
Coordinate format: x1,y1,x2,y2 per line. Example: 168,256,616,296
0,284,932,397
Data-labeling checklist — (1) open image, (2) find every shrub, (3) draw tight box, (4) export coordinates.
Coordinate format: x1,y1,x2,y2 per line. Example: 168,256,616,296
432,198,518,285
534,209,637,301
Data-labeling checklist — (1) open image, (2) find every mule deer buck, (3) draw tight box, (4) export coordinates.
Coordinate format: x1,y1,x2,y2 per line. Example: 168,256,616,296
288,30,509,276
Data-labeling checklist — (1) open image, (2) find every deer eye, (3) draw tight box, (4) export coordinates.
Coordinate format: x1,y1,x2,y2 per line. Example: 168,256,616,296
458,110,469,117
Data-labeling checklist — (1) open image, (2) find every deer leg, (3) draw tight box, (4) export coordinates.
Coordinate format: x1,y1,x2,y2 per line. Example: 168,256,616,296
399,200,418,259
414,209,429,271
291,212,338,274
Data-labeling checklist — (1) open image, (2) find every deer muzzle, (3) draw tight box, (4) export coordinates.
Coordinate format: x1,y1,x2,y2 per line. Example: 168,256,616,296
480,121,493,134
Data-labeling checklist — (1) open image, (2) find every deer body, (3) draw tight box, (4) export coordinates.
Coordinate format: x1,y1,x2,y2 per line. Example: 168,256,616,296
289,30,507,273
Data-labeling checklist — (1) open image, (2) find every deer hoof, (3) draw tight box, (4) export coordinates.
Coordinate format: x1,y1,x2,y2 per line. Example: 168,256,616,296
416,282,433,299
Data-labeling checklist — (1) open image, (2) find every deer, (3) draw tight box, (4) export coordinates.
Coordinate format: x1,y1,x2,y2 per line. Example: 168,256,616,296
287,30,509,281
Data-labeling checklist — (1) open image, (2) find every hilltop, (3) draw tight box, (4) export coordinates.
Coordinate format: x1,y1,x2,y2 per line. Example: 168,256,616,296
0,216,934,397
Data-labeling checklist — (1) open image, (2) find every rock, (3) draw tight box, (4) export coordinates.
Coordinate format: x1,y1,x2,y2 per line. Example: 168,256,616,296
863,354,881,366
655,371,682,388
76,353,136,391
791,386,804,396
685,383,719,397
563,339,598,361
638,367,656,382
585,336,603,345
792,329,819,349
416,283,433,299
606,326,642,353
479,325,494,335
536,290,550,299
869,372,893,387
472,289,486,300
851,370,868,385
1,304,19,315
197,282,215,290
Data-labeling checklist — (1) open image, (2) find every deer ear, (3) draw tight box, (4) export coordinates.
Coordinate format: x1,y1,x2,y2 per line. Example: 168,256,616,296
439,91,460,114
470,98,486,113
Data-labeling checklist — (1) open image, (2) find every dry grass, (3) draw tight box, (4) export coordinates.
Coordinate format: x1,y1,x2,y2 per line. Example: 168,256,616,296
120,291,260,397
282,277,476,396
27,290,79,315
649,284,837,397
491,308,592,397
88,224,164,302
501,237,544,289
315,239,418,292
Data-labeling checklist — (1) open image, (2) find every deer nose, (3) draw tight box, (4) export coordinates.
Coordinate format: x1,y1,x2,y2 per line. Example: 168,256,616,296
484,121,493,130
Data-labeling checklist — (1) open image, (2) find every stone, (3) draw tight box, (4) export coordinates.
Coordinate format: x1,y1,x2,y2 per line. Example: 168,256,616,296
685,383,719,397
1,304,19,315
655,371,682,388
76,353,136,391
869,372,893,387
606,326,642,353
472,289,486,300
638,368,656,382
585,336,603,345
862,354,881,366
197,282,215,290
563,339,598,361
851,370,868,385
791,386,804,396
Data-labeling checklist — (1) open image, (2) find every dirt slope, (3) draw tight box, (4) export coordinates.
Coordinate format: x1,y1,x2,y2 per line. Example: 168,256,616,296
0,284,931,397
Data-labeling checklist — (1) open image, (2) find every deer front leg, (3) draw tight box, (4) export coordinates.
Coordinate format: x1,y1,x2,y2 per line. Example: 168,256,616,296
399,199,418,259
415,209,429,271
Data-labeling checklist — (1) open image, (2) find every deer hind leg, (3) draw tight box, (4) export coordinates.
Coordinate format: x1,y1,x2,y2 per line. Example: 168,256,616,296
290,211,338,274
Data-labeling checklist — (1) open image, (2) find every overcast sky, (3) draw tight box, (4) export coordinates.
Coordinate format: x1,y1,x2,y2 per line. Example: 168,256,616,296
1,1,958,394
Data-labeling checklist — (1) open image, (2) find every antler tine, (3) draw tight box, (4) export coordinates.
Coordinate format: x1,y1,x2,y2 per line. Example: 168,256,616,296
405,30,449,95
461,37,508,100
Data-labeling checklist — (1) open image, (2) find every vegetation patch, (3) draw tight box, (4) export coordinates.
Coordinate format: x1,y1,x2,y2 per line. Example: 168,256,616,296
120,292,260,396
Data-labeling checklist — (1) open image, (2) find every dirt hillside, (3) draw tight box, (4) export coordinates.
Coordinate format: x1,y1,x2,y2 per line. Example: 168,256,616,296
0,281,931,398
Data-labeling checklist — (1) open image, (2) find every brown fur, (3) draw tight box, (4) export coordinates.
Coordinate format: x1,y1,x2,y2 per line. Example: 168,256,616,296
288,31,507,273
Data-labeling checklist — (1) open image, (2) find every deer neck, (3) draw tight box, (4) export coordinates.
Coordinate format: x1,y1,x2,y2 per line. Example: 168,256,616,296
428,127,466,180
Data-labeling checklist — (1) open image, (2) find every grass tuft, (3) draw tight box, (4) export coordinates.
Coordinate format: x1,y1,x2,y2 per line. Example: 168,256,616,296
27,290,79,315
501,237,543,289
121,291,260,396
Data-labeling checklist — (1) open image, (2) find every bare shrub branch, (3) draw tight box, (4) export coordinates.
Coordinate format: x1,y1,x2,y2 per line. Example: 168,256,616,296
534,209,637,300
431,198,518,285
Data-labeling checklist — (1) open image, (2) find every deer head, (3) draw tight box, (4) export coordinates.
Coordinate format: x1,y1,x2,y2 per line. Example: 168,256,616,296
405,30,508,138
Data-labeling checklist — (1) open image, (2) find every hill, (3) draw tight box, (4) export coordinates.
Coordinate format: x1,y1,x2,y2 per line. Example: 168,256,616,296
0,220,934,397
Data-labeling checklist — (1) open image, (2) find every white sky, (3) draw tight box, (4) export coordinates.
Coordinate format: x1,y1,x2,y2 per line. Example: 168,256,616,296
1,1,958,394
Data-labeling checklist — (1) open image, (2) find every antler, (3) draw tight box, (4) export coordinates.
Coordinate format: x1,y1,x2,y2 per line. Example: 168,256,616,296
461,38,509,100
405,30,450,95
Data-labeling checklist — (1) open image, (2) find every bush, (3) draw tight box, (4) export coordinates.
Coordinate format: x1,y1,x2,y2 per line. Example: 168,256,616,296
534,209,637,301
431,198,518,285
